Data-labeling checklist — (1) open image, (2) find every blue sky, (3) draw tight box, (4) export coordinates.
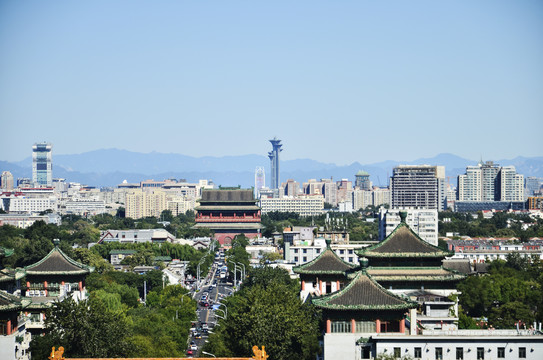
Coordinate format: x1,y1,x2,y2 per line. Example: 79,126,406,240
1,0,542,165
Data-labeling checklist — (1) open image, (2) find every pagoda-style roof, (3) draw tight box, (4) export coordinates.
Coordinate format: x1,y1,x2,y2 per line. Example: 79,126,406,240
192,222,263,230
293,243,357,276
312,270,417,311
0,268,25,283
200,189,256,203
25,242,93,276
358,222,452,259
195,205,261,211
0,290,30,312
366,267,466,282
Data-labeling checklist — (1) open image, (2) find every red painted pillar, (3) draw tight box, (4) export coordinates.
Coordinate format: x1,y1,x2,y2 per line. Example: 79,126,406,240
400,319,405,333
7,319,11,335
79,281,83,291
376,319,381,333
319,280,323,294
301,281,305,291
351,319,356,333
44,281,47,289
336,280,340,291
326,319,331,334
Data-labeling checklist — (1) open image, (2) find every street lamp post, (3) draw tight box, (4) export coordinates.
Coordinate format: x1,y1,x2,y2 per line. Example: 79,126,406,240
227,260,237,287
235,262,246,282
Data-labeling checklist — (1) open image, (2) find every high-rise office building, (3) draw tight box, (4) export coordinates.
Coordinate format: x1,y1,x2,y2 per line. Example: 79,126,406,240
525,177,542,198
254,167,265,198
32,142,53,187
1,171,14,191
390,165,446,210
355,170,371,190
268,138,282,191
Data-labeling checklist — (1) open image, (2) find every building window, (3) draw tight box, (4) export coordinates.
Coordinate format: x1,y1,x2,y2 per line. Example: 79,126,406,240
519,347,526,358
477,347,484,359
435,347,443,360
361,346,371,359
303,257,307,262
303,249,307,254
340,249,345,254
456,347,463,360
497,347,505,358
393,347,401,358
294,257,298,262
348,257,353,262
294,249,298,253
414,347,422,358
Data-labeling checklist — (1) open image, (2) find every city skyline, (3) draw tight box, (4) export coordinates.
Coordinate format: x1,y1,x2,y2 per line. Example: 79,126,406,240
1,1,542,164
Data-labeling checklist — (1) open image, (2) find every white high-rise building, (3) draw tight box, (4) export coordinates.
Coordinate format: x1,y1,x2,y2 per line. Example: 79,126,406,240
32,142,53,187
254,167,265,198
499,166,524,201
458,162,524,202
379,208,439,246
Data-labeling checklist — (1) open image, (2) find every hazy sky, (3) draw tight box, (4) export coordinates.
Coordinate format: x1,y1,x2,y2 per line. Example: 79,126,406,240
1,0,542,165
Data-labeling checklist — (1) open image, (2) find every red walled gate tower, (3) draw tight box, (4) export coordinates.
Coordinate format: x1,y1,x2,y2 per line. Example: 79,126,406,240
192,189,263,246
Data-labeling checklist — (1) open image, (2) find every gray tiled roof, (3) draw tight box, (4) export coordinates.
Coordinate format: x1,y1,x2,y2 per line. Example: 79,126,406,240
25,247,93,275
293,249,356,275
312,271,417,311
360,224,452,258
201,189,255,202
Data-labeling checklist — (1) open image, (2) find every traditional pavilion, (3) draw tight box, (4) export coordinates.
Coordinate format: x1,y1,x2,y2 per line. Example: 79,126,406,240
359,212,465,291
23,240,93,334
297,211,469,359
0,246,31,360
293,239,357,299
312,258,418,359
0,247,24,294
192,189,263,245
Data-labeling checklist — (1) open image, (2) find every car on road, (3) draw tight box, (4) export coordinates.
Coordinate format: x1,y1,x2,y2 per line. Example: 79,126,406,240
194,332,202,339
190,344,198,351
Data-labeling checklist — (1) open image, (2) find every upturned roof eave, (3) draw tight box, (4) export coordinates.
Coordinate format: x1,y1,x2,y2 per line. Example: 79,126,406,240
293,248,356,275
357,222,453,257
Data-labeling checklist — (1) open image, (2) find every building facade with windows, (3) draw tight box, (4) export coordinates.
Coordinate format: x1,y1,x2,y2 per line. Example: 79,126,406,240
32,142,53,187
391,165,446,211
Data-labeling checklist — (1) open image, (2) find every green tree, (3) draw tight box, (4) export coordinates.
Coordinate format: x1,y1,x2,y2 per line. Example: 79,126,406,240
203,267,320,360
29,297,131,359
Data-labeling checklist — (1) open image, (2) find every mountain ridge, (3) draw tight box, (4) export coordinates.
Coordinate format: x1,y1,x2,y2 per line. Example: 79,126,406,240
3,150,542,188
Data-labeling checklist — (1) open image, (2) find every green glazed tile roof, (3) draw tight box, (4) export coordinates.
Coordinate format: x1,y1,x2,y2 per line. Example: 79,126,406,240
293,248,357,275
357,223,453,258
367,266,466,282
0,290,30,312
25,246,93,275
312,271,417,311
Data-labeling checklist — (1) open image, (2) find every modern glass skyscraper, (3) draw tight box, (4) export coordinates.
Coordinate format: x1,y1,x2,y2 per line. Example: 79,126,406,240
254,166,265,198
32,142,53,187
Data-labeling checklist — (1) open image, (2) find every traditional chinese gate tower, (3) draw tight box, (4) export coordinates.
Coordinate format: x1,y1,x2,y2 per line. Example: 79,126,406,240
192,189,263,245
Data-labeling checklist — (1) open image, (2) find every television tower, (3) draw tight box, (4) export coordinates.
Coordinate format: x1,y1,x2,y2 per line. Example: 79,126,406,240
268,138,282,190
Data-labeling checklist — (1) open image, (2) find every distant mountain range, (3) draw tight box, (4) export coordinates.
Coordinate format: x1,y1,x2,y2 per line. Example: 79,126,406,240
1,149,542,188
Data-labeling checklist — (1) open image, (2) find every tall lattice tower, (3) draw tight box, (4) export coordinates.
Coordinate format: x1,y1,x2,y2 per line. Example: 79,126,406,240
268,138,282,190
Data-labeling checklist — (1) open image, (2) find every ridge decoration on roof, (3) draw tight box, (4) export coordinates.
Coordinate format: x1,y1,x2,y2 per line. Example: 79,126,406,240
312,268,418,311
357,213,453,258
293,240,357,275
25,239,94,275
0,246,15,258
